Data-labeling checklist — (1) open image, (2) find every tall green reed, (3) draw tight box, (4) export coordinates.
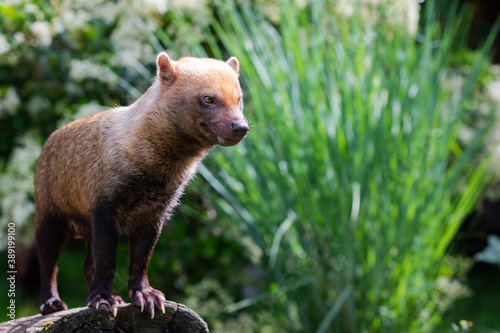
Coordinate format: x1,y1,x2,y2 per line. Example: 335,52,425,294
152,0,498,331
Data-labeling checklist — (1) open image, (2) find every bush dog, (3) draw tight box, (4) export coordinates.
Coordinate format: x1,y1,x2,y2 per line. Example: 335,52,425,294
34,53,248,318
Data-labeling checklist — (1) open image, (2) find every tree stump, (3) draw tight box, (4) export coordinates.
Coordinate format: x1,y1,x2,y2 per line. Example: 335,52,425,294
0,302,209,333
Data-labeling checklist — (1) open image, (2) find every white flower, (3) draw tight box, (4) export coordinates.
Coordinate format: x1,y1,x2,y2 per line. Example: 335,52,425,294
110,18,155,68
24,3,37,13
12,200,35,229
27,96,51,116
69,59,114,82
142,0,168,14
337,1,354,17
397,0,420,36
13,32,25,44
487,79,500,102
0,33,10,54
0,88,21,117
93,2,119,24
31,21,52,47
0,134,42,243
171,0,204,11
458,125,474,145
51,18,65,35
335,0,420,36
60,9,90,33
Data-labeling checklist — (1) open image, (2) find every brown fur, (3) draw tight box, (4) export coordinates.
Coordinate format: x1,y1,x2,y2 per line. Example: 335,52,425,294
34,53,248,316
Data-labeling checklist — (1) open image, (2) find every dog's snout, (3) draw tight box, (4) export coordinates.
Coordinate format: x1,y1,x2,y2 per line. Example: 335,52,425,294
231,120,249,138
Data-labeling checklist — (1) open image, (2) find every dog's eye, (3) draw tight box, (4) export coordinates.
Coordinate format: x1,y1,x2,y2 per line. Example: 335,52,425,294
203,96,214,104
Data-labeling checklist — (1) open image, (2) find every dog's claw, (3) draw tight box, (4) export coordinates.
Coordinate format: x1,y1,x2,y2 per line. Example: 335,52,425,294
113,306,118,317
140,300,144,313
161,303,165,314
150,309,155,319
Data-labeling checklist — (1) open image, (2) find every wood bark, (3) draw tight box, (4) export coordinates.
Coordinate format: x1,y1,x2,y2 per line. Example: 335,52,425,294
0,302,208,333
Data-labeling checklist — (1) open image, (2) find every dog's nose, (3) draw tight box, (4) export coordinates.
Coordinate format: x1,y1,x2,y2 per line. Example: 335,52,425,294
231,120,249,138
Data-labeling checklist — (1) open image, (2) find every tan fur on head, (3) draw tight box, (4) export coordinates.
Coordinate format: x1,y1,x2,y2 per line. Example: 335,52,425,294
156,56,245,147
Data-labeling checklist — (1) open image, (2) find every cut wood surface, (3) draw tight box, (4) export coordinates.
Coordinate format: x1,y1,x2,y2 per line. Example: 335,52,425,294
0,301,208,333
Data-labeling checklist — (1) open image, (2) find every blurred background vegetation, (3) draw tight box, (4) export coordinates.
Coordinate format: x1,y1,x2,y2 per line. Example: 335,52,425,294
1,0,500,332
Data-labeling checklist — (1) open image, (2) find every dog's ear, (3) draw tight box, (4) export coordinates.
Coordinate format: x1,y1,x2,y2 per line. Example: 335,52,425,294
157,52,177,84
226,57,240,77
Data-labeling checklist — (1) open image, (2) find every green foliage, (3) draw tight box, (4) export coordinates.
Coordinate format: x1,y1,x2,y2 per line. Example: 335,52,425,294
0,0,126,158
174,0,498,331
